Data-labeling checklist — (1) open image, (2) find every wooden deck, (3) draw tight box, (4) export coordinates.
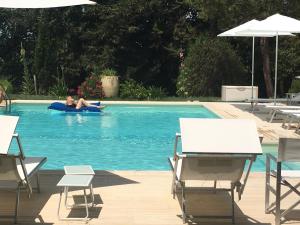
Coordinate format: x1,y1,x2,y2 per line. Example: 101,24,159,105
0,171,299,225
202,102,300,144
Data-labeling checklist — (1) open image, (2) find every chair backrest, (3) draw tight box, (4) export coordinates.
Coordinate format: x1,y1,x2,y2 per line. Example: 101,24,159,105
179,156,247,183
0,155,22,182
278,138,300,162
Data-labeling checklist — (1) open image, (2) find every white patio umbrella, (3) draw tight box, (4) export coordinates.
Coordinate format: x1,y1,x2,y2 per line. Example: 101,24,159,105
240,14,300,104
0,0,96,8
218,19,293,100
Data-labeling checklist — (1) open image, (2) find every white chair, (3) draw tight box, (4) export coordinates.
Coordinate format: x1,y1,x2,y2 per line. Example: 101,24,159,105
169,154,250,224
265,138,300,225
0,115,47,223
169,131,262,223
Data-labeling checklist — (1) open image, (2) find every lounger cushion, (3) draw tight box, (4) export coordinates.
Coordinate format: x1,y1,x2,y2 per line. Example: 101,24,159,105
16,157,47,180
281,170,300,178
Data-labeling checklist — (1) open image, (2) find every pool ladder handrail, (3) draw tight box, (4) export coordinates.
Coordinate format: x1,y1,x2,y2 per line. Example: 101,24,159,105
0,84,12,113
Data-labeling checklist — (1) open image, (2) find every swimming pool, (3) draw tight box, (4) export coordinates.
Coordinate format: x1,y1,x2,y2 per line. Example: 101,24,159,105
4,103,299,171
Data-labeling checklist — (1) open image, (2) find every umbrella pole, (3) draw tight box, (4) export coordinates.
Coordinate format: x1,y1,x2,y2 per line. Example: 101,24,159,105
251,36,255,100
274,33,278,105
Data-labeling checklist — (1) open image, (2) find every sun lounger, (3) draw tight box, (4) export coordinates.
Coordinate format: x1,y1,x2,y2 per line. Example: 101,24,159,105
248,95,300,112
265,105,300,122
169,119,262,223
265,138,300,225
0,115,47,223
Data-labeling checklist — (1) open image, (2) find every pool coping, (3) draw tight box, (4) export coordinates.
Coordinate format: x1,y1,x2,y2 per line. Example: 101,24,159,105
12,99,205,105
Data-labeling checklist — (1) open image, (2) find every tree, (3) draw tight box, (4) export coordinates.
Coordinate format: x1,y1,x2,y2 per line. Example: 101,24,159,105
176,36,247,97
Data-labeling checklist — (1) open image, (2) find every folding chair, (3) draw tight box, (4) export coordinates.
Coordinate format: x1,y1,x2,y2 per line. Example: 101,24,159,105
0,115,47,223
265,138,300,225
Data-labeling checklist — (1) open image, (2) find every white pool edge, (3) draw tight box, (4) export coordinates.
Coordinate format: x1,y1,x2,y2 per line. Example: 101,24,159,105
12,99,205,105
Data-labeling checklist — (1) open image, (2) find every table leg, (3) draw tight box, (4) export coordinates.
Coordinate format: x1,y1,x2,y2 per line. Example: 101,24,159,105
57,188,63,220
83,189,89,220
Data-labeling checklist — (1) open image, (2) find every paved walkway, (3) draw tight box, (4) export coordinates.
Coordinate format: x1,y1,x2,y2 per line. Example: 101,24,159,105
202,102,300,144
0,171,299,225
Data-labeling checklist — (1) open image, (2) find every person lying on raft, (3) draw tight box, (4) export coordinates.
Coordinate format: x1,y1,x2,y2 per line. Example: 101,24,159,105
66,96,105,110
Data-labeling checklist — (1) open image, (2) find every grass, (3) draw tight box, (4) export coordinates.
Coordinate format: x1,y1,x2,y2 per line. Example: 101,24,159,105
9,94,221,102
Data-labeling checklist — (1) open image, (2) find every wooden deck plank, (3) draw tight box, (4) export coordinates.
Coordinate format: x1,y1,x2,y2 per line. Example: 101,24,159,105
0,171,299,225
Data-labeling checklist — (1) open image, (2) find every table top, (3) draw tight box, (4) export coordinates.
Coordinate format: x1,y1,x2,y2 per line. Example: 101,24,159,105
64,165,95,175
57,175,93,187
0,115,19,154
179,118,262,155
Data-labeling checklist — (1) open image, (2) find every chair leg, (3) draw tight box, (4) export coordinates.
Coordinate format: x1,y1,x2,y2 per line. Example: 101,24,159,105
14,185,21,224
275,162,282,225
265,155,271,213
36,173,40,193
181,181,186,223
231,185,235,224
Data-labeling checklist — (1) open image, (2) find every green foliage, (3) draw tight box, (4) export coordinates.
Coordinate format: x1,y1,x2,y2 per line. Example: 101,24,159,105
147,86,167,100
176,36,246,97
20,45,35,95
289,79,300,93
100,68,117,77
120,79,149,100
0,79,13,93
1,1,300,97
77,75,104,98
48,76,68,97
120,79,166,100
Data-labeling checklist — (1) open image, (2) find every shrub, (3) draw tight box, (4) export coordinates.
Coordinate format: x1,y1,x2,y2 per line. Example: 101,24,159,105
120,79,149,99
147,86,167,99
100,68,117,77
289,79,300,93
120,79,166,100
48,76,68,97
0,79,13,93
77,75,105,98
176,36,246,97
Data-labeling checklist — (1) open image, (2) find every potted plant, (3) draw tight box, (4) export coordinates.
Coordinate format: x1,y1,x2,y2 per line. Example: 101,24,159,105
100,68,119,98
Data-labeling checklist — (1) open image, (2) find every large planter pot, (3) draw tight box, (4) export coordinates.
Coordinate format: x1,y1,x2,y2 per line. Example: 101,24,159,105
101,76,119,98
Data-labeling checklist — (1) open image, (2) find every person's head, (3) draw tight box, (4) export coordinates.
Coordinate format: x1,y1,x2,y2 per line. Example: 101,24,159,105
66,96,74,104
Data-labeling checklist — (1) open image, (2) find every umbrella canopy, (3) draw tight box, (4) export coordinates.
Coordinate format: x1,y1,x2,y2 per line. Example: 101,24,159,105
218,19,292,37
242,13,300,33
0,0,96,8
239,14,300,104
218,19,293,101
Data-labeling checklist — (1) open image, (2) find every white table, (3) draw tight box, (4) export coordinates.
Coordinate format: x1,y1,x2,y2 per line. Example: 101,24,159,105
57,174,94,221
179,118,262,155
64,165,95,208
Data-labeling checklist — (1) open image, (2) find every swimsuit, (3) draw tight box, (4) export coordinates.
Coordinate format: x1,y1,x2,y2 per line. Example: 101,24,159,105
67,103,76,108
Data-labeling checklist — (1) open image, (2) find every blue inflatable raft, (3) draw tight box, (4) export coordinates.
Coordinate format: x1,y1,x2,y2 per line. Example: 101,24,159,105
48,102,102,113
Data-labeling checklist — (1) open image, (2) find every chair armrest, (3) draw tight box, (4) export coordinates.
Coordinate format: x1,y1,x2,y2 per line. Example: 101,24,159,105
266,153,278,163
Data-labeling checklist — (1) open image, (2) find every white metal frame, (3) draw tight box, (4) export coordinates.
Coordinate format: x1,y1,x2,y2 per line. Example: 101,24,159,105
0,134,46,224
265,138,300,225
170,133,260,224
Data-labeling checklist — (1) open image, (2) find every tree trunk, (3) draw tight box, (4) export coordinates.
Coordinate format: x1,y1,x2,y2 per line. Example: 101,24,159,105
260,37,273,97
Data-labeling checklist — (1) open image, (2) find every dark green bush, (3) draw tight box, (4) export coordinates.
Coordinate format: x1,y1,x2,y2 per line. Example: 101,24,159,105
289,79,300,93
120,79,166,100
120,79,149,100
48,76,68,97
147,86,167,100
0,79,13,93
176,36,247,97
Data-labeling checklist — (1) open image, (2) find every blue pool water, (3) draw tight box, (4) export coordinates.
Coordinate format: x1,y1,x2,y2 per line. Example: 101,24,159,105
3,103,299,171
